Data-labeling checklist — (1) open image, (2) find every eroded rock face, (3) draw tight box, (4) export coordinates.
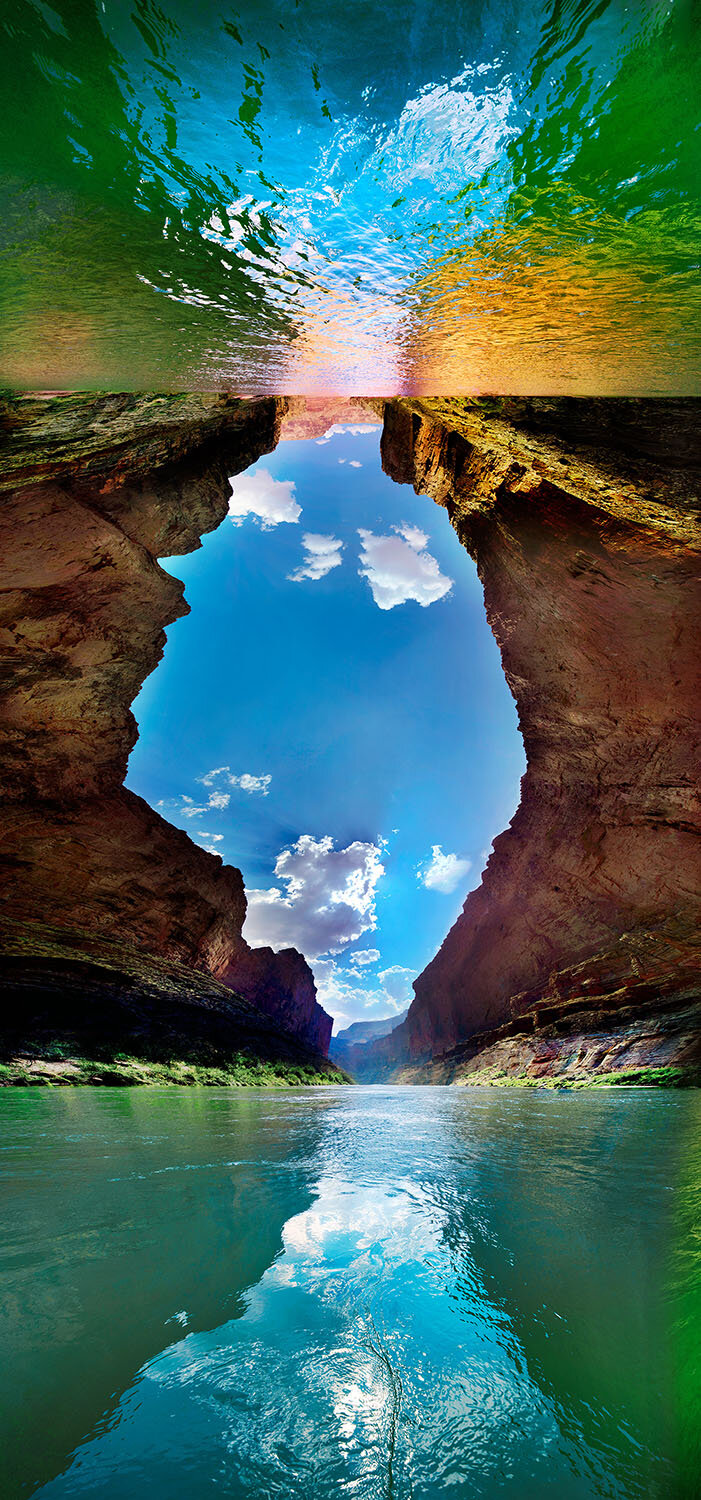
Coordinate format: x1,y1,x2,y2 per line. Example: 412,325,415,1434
0,393,331,1055
216,945,333,1056
356,397,701,1079
2,392,698,1081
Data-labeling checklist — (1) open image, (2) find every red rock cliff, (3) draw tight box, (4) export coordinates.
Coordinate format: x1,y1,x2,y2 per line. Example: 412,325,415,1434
0,393,331,1055
364,398,700,1075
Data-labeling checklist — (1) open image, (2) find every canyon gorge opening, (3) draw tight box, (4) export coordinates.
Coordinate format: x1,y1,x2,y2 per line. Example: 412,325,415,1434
1,393,699,1089
124,404,525,1063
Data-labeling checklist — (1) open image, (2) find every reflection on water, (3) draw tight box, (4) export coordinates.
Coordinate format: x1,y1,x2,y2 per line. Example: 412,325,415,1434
1,0,699,391
1,1086,698,1497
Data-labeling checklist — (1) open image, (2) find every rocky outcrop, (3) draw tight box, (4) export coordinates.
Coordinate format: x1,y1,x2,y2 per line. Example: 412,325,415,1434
0,393,332,1058
0,916,344,1085
356,398,700,1082
216,943,333,1056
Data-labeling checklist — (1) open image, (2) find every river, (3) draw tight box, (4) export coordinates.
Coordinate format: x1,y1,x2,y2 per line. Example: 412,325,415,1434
2,0,699,392
1,1085,698,1497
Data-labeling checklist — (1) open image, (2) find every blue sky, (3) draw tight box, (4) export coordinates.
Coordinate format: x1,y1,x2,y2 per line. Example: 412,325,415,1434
127,426,524,1029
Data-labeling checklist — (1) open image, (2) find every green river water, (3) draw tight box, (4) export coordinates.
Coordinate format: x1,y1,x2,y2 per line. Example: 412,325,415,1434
1,1085,699,1497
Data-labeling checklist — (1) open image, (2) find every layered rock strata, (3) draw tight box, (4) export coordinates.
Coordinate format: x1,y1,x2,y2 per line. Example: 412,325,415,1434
355,398,701,1082
0,393,332,1060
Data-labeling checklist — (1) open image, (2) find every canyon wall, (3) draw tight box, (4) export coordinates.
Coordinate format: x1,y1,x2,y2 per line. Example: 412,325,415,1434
354,398,700,1081
2,392,698,1083
0,393,332,1058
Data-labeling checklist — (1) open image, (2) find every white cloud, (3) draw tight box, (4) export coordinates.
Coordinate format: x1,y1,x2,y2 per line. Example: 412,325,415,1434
314,957,415,1030
396,522,428,549
347,949,380,968
156,771,271,828
315,423,381,445
244,834,385,958
200,767,229,786
357,524,453,611
194,833,224,856
236,773,272,795
178,790,230,818
197,831,223,841
206,790,231,810
418,844,472,894
288,533,344,583
228,467,301,528
349,460,362,468
378,965,415,1003
199,767,271,796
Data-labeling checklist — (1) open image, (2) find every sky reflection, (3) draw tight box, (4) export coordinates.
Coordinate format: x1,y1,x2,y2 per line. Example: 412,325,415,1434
1,0,699,390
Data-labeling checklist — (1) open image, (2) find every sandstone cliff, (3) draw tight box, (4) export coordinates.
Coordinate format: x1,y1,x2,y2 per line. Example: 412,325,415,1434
2,392,698,1086
354,398,701,1082
0,393,332,1062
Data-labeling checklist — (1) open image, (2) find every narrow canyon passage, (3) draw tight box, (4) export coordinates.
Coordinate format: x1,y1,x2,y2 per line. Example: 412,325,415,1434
125,417,525,1036
0,393,699,1085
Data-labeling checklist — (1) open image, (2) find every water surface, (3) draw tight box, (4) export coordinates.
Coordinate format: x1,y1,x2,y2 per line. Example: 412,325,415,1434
1,0,699,391
2,1085,698,1496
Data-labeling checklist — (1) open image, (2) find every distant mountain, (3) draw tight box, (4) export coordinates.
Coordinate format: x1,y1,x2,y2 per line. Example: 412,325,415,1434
329,1009,408,1062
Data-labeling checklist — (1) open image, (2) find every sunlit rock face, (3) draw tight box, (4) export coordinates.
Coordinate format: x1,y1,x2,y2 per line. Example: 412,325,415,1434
357,397,701,1080
0,392,331,1057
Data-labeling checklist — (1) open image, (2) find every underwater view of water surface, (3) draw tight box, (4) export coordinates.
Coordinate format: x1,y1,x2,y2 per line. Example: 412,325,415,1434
2,0,700,391
1,1085,698,1498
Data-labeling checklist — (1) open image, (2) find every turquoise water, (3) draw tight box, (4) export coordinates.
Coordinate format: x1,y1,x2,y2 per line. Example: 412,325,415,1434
1,0,699,391
1,1085,699,1497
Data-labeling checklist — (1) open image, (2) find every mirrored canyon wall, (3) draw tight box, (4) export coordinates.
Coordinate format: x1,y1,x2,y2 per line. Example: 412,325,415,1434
1,393,699,1082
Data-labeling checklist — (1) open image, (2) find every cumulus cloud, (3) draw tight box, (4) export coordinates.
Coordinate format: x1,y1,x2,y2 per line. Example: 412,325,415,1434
288,533,344,583
205,790,231,810
156,769,271,824
347,949,380,968
314,957,415,1031
378,965,416,1003
228,467,301,528
349,460,362,468
236,773,272,794
396,522,428,550
199,767,271,796
358,524,453,610
244,834,385,958
418,844,472,893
